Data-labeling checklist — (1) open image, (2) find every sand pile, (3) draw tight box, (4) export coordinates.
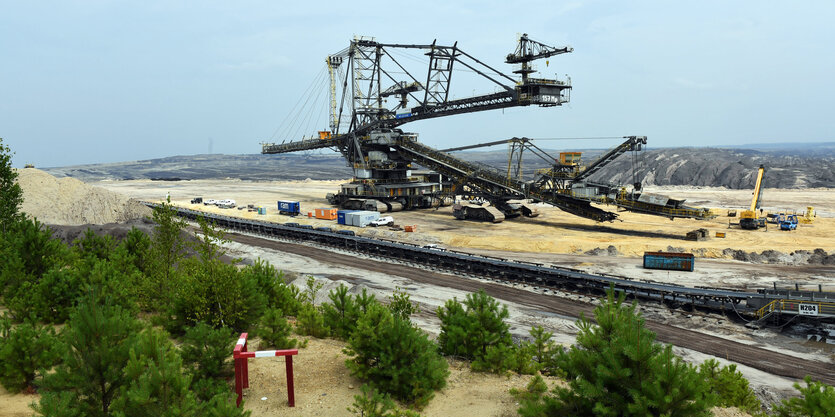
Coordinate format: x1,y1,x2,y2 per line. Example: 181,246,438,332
17,168,151,226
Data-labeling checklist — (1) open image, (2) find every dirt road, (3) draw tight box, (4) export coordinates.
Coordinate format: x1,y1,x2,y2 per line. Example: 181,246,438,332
227,232,835,385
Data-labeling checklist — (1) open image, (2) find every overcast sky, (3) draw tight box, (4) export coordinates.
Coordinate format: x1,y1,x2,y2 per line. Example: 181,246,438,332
2,1,833,167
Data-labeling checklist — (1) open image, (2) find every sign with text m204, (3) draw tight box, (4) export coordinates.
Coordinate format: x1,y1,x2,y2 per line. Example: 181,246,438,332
798,303,819,316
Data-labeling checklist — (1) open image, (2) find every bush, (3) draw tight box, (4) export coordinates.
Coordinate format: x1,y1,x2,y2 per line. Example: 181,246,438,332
0,137,24,234
512,374,550,417
774,376,835,417
0,321,62,393
528,325,561,376
295,303,329,338
0,218,73,322
348,384,421,417
387,287,417,322
345,303,448,408
242,259,300,315
170,259,266,332
254,308,297,349
180,322,234,401
322,284,359,340
522,288,711,417
437,290,513,373
699,359,762,414
35,290,142,417
113,328,198,416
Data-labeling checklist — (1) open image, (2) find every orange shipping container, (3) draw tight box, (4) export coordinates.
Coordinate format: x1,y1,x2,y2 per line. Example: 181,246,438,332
315,208,338,220
404,225,417,232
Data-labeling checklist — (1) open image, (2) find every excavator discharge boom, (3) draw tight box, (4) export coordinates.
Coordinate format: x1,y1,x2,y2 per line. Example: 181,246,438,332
260,35,716,223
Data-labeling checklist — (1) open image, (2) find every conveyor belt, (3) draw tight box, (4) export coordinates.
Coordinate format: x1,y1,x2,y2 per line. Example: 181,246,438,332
145,203,800,317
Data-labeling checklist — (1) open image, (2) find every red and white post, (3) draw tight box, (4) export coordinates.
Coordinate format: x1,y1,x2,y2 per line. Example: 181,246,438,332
233,333,298,407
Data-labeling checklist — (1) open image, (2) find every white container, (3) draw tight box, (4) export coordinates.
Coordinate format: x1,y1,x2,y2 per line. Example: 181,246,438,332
347,210,380,227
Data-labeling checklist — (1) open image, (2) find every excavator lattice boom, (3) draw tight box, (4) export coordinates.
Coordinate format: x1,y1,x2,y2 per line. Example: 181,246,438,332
261,35,715,223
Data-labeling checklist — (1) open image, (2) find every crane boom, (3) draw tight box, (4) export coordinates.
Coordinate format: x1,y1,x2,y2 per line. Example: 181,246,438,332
260,35,716,223
750,165,766,211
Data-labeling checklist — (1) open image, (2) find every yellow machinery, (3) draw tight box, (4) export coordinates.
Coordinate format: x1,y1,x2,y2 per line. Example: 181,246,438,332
739,165,766,230
799,206,816,224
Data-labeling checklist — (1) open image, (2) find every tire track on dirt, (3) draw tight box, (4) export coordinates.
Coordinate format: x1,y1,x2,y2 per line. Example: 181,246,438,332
228,232,835,385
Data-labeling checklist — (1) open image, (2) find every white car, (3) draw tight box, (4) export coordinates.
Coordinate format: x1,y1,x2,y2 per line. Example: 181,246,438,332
203,199,217,206
216,199,236,209
370,216,394,227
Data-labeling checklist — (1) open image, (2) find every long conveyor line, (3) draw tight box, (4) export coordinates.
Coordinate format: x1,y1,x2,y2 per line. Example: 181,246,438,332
143,203,822,318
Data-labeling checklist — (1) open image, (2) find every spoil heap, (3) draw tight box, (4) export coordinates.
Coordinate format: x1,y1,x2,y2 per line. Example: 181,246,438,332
17,168,151,225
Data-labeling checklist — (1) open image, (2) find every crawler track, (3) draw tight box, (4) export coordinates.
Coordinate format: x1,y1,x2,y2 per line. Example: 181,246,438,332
228,231,835,385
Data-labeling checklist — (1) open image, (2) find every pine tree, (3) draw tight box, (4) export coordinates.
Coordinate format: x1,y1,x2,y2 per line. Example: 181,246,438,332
539,288,710,417
387,287,418,322
0,320,62,393
295,303,329,338
699,359,762,414
112,328,198,416
179,323,234,402
437,290,513,372
143,197,188,311
774,376,835,417
529,326,560,375
35,290,142,417
254,308,297,349
345,303,448,408
0,137,24,235
348,384,422,417
322,284,359,340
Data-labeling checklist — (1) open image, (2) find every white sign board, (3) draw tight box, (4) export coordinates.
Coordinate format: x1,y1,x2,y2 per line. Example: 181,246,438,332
798,303,819,316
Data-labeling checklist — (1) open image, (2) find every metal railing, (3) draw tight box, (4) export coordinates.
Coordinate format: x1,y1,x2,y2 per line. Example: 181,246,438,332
757,299,835,319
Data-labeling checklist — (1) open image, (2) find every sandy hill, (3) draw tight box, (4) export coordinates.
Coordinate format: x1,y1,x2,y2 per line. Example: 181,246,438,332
17,168,151,226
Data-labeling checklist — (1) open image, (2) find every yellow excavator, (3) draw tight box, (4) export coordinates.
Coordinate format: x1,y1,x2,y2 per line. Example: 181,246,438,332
739,165,766,230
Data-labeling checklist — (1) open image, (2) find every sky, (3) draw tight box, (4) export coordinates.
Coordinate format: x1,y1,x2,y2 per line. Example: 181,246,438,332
1,0,834,167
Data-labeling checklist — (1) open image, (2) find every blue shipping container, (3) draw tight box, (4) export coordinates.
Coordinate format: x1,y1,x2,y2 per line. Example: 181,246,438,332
642,252,694,272
337,210,358,225
277,201,300,215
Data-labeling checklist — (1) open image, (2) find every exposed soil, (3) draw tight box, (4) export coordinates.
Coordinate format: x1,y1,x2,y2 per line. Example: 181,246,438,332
225,232,835,388
17,168,150,225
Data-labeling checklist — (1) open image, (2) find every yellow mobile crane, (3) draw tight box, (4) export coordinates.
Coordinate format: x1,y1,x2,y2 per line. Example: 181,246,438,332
739,165,766,230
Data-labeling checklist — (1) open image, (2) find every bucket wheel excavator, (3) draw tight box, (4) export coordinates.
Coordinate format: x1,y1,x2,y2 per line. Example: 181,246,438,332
261,34,715,223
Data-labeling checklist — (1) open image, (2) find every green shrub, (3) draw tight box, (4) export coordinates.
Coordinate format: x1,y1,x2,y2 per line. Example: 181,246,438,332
113,328,198,416
242,259,301,314
0,321,62,393
774,376,835,417
73,228,116,261
524,288,711,417
529,326,561,376
0,137,24,234
511,374,549,417
121,226,151,272
30,267,82,323
35,290,142,417
296,303,329,338
322,284,359,340
170,259,266,332
254,308,297,349
348,384,421,417
345,303,448,408
299,276,323,305
180,323,234,382
437,290,513,373
356,287,377,313
387,287,417,322
699,359,762,414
